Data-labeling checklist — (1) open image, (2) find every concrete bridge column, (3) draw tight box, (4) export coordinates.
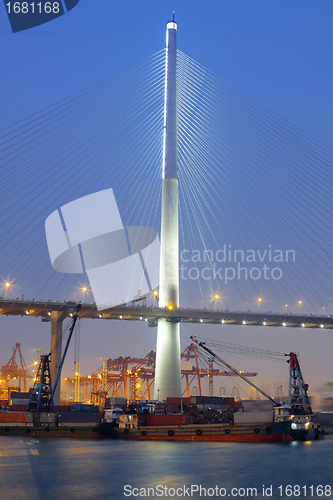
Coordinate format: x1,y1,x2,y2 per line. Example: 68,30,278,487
50,310,67,406
154,18,181,401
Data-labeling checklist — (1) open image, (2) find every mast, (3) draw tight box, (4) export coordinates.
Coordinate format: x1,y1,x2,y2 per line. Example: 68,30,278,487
154,16,181,400
288,352,312,414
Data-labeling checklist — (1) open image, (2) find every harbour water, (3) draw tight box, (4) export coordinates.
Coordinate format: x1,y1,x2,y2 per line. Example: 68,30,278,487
0,435,332,499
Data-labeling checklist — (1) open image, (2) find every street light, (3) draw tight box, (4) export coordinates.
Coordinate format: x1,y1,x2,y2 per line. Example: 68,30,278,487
3,281,11,298
80,285,88,303
153,290,159,307
210,294,220,310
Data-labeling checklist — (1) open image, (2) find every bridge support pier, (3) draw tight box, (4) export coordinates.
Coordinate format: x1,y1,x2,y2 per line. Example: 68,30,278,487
155,320,181,399
50,311,67,406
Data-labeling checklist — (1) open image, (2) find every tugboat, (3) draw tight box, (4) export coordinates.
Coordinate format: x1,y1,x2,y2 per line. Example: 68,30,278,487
288,353,324,440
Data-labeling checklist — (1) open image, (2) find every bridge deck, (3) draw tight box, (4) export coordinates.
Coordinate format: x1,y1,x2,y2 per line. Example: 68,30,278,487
0,299,332,329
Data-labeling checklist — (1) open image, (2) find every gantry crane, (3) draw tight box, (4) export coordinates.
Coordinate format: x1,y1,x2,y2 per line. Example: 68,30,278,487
64,344,257,403
1,343,33,398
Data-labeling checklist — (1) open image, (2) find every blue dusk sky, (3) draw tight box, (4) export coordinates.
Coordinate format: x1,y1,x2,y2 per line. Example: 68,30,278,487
1,1,333,398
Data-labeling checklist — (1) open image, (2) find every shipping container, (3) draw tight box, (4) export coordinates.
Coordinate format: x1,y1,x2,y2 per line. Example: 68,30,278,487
234,411,273,424
55,405,71,412
107,397,127,406
70,404,99,412
40,413,56,423
8,405,27,412
26,413,33,423
194,396,214,404
10,392,30,405
234,401,243,409
58,412,102,423
147,414,187,426
166,397,190,407
0,412,26,423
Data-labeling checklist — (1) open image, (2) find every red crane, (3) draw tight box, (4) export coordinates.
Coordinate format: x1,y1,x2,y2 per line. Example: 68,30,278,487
1,343,32,394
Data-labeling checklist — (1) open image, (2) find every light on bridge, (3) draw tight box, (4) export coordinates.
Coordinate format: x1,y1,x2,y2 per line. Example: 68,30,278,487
242,320,246,325
210,293,220,309
80,285,89,303
301,323,305,328
282,322,286,327
221,319,225,324
263,321,267,326
3,280,12,297
320,324,324,328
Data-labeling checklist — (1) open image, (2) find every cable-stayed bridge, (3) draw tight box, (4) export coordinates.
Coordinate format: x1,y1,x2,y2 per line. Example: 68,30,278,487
1,19,332,401
0,299,332,329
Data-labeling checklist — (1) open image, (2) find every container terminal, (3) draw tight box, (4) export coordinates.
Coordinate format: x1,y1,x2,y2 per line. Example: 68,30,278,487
0,335,328,442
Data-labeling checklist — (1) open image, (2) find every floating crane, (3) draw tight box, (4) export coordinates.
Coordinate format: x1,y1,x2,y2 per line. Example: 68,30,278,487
190,336,324,440
27,305,81,412
190,336,277,404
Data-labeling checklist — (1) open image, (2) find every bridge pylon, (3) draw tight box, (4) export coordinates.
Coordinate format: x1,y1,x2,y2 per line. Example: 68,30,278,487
154,17,181,401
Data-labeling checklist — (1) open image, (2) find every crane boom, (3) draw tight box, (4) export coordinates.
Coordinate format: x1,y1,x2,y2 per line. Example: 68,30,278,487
190,336,278,404
52,304,81,398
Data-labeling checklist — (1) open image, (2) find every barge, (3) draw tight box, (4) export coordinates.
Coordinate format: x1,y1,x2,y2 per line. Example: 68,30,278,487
0,330,323,443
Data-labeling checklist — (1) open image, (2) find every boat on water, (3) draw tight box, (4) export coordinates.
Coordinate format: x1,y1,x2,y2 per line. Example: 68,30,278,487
187,336,324,442
114,406,293,442
0,410,292,442
288,352,324,441
0,331,324,443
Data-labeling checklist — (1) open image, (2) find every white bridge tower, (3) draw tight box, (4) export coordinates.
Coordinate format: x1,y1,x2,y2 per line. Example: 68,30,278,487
154,17,181,401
